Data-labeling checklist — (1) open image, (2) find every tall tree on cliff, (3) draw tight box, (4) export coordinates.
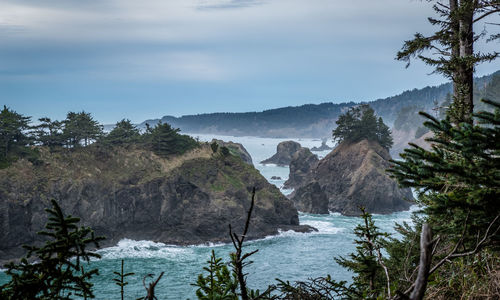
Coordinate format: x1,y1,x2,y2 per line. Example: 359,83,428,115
0,106,33,167
63,111,103,148
397,0,499,123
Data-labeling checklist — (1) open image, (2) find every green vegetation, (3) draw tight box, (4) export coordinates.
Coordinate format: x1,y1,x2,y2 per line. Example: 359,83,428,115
101,119,140,146
112,260,135,300
0,106,37,168
0,200,104,299
332,104,393,150
193,250,238,299
0,108,199,170
142,121,198,157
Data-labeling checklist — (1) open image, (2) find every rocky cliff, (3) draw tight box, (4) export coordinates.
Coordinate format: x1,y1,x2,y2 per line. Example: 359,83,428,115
0,145,311,262
260,141,301,166
211,139,253,165
283,147,318,189
291,140,413,216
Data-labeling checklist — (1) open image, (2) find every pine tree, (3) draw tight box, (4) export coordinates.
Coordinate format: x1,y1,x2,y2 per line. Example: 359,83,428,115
0,199,104,299
34,117,64,149
142,121,198,157
102,119,140,146
62,111,103,148
396,0,499,123
193,250,238,300
335,208,389,299
112,260,135,300
389,99,500,247
0,106,35,168
332,104,393,150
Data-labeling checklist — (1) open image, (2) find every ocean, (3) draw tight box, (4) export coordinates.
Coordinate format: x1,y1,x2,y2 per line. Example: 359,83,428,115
0,134,415,299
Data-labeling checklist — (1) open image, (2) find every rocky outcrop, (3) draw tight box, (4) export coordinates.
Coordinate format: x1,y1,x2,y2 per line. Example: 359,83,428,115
291,140,413,216
291,182,328,214
211,139,253,165
260,141,301,166
310,140,332,152
0,145,312,263
283,147,318,189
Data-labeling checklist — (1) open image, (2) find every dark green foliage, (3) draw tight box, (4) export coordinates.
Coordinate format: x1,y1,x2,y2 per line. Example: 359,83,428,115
210,142,219,153
274,209,390,299
332,104,393,150
0,105,37,168
141,121,198,157
63,111,103,148
396,1,499,123
220,146,230,157
102,119,140,146
334,208,389,299
34,117,64,149
389,99,500,246
112,259,135,300
0,199,104,299
193,250,238,299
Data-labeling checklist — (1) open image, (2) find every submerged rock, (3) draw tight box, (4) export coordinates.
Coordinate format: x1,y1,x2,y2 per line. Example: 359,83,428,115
0,145,312,263
260,141,301,166
292,139,413,216
283,147,318,189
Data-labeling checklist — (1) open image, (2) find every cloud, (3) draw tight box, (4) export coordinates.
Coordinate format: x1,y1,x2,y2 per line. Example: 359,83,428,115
196,0,265,10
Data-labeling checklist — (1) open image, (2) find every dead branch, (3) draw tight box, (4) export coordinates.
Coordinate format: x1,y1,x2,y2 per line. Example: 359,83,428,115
229,187,257,300
409,224,433,300
142,272,165,300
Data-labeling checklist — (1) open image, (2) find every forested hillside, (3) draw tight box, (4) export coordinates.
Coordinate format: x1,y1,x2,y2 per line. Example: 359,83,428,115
138,71,499,138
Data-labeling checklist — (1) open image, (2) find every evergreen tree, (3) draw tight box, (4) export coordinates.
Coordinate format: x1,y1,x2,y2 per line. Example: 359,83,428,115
193,250,238,300
0,200,104,299
0,106,35,168
397,0,499,123
332,104,393,150
112,260,135,300
335,208,389,299
389,100,500,245
62,111,103,148
102,119,140,146
142,121,198,157
34,117,64,149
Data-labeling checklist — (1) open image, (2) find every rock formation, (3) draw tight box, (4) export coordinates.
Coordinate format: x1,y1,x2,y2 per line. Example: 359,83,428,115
310,140,333,152
260,141,301,166
291,139,413,216
283,147,318,189
0,145,312,263
211,139,253,165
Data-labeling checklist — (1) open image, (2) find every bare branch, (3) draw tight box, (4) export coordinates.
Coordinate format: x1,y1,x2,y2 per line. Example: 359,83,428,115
409,224,433,300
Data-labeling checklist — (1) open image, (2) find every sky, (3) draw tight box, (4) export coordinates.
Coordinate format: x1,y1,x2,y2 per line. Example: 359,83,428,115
0,0,499,124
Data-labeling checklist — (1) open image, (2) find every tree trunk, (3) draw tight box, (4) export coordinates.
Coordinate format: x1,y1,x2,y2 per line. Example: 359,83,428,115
450,0,475,124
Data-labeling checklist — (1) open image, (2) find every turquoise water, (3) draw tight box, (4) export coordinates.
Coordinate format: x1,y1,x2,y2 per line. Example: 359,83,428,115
0,135,415,299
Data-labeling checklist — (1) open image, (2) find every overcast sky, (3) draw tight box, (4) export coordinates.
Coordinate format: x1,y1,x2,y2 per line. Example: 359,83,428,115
1,0,498,124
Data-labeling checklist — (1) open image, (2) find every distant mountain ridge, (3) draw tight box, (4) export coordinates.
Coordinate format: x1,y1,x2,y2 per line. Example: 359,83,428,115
139,71,499,138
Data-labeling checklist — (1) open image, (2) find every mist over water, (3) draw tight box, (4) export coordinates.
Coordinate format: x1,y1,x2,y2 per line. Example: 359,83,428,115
0,135,415,299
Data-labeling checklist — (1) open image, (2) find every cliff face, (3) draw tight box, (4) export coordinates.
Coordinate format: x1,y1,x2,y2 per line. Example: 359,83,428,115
283,147,318,189
211,139,253,165
291,140,413,216
0,145,310,262
260,141,301,166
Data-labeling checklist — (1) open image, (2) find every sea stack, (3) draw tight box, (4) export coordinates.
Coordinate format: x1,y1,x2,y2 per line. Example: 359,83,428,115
260,140,302,166
291,139,413,216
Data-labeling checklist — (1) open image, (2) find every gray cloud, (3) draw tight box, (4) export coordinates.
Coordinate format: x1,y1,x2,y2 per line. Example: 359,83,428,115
196,0,265,10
